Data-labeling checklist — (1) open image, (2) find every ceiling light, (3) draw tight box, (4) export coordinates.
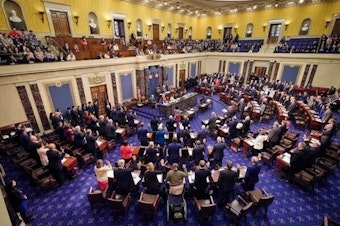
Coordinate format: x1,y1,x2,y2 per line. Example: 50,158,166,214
299,0,304,3
246,7,253,11
275,3,278,7
253,5,257,9
265,4,272,9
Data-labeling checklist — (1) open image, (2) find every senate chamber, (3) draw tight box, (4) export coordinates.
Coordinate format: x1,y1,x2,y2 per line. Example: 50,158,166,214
0,0,340,225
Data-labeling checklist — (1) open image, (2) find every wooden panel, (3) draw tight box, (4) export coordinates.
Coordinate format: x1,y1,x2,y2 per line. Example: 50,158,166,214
153,24,159,41
51,10,71,36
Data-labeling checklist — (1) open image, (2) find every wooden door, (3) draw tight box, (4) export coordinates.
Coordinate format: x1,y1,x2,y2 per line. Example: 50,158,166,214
267,23,282,44
331,19,340,35
90,85,108,116
223,27,232,44
50,10,71,36
179,69,185,90
153,24,159,40
179,27,184,39
254,67,267,76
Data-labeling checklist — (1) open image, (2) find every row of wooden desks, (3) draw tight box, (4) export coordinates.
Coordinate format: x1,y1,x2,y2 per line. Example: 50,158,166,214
272,101,289,122
296,101,322,130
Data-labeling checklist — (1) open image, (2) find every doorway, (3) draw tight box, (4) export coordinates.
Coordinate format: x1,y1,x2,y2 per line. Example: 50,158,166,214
178,27,184,39
50,10,71,36
254,67,267,76
152,24,159,40
331,18,340,35
179,69,185,90
90,85,108,116
223,27,233,44
267,23,282,44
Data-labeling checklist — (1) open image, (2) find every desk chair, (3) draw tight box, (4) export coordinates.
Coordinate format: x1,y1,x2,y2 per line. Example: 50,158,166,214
224,195,253,225
193,195,216,222
87,186,105,211
246,189,274,217
107,191,132,216
138,192,160,218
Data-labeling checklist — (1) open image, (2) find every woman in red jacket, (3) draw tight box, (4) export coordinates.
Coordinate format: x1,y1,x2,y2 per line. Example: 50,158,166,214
120,140,133,162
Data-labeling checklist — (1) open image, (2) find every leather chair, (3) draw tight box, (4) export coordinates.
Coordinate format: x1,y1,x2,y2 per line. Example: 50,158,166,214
294,170,315,191
74,148,95,168
246,189,275,217
107,139,116,152
193,195,216,222
224,195,253,225
87,186,105,211
137,192,160,218
31,167,58,190
106,192,132,216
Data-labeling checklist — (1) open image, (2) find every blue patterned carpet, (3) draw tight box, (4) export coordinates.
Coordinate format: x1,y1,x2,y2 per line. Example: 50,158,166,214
1,92,339,226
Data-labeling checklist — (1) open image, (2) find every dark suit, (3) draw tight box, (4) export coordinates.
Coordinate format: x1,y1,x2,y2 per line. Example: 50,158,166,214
243,164,261,191
218,168,238,205
143,170,162,195
167,142,182,164
105,123,116,141
267,126,281,148
212,142,226,167
114,168,133,195
150,118,160,131
145,147,158,164
47,149,65,184
192,145,205,165
194,168,211,198
137,127,149,146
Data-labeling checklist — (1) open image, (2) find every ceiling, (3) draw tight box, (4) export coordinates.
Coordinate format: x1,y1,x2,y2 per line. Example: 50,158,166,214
121,0,330,16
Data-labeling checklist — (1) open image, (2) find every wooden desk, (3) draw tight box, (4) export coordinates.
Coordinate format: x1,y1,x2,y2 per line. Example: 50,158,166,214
243,138,255,158
199,99,213,111
62,156,78,177
181,108,198,120
218,127,229,137
276,153,290,178
158,93,198,117
116,127,127,139
210,167,247,183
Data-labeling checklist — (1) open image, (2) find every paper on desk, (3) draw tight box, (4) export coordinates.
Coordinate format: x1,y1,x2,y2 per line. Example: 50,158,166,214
131,171,141,185
61,158,67,164
157,174,163,183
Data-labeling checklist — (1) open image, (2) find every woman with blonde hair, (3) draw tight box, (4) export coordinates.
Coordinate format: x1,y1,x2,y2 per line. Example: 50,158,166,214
94,159,112,191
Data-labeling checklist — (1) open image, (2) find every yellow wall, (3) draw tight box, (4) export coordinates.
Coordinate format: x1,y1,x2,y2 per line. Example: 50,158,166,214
1,0,338,39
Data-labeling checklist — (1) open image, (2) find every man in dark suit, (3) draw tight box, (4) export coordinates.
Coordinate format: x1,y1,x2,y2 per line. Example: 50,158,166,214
114,159,133,195
243,156,261,191
289,141,309,182
193,160,211,199
46,143,65,185
267,125,282,148
137,123,149,146
192,140,205,166
196,125,208,144
166,115,176,141
150,116,160,132
218,161,239,207
105,119,116,141
212,136,226,168
167,138,183,164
